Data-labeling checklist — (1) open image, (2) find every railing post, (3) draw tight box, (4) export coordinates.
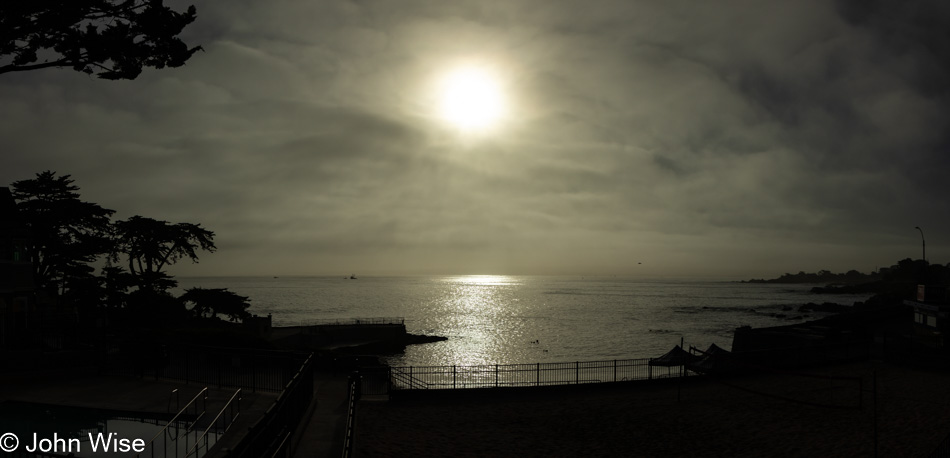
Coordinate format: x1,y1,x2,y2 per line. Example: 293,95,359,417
453,365,456,389
495,364,499,388
613,360,617,382
251,353,257,393
536,363,540,386
154,346,161,381
409,366,413,390
575,362,579,384
859,377,864,410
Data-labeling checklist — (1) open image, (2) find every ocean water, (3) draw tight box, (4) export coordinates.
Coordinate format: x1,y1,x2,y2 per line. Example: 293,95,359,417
175,276,872,368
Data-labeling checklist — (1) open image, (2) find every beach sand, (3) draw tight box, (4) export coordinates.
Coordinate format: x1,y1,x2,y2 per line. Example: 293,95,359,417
354,361,950,457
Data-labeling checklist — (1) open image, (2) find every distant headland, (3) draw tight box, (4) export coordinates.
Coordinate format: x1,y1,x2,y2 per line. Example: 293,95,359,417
744,258,950,298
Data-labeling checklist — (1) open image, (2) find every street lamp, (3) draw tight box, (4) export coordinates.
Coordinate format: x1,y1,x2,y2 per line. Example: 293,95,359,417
915,226,926,262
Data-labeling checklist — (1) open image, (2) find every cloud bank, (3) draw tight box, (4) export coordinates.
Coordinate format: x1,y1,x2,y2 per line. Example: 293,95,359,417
2,0,948,277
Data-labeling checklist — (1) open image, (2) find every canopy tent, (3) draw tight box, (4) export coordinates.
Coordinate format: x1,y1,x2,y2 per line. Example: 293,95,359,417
649,345,701,367
702,343,730,356
687,343,737,374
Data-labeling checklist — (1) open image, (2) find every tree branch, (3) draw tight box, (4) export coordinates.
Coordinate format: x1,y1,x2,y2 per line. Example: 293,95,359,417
156,240,181,273
0,59,77,74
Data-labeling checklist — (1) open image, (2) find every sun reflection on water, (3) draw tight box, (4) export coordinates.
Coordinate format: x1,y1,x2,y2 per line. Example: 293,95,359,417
427,275,527,366
442,275,522,287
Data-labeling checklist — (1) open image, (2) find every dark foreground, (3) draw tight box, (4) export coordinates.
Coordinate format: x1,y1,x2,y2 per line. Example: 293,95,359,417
355,360,950,457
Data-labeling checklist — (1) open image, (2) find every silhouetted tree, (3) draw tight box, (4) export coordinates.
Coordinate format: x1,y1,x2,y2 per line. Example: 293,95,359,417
11,171,115,295
126,287,188,323
112,216,215,294
180,287,252,322
100,265,136,308
844,270,864,282
59,264,103,309
0,0,200,79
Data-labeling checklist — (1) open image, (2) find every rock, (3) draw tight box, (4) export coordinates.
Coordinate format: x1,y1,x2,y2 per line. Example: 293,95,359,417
799,302,850,313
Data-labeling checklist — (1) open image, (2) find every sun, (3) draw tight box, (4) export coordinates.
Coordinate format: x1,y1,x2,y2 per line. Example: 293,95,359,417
437,66,506,131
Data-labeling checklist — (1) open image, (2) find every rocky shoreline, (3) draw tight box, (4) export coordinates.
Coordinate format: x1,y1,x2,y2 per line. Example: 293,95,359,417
265,322,447,356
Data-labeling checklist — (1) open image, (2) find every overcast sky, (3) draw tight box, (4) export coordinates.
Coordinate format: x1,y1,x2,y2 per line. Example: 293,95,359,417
2,0,948,278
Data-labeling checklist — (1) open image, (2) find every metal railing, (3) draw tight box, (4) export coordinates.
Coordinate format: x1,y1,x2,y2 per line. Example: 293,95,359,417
341,377,359,458
268,430,293,458
225,353,315,458
186,389,241,457
390,367,427,390
931,430,950,457
301,317,405,326
95,345,313,458
375,340,877,393
388,359,666,390
138,387,208,458
99,343,310,392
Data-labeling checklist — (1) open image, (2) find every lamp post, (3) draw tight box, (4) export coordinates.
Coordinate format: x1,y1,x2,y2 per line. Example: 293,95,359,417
915,226,926,262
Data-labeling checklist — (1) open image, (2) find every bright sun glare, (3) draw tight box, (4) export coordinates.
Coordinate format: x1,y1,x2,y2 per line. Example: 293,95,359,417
438,66,505,131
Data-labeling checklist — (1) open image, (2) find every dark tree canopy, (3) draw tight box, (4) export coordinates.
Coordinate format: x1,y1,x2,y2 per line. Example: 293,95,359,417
11,171,115,294
180,287,252,322
0,0,201,80
113,215,215,293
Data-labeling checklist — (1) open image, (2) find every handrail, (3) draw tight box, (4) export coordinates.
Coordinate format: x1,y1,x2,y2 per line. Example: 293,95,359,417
199,353,314,458
387,359,660,391
269,430,293,458
930,428,950,457
138,387,208,458
392,358,651,371
186,388,242,457
341,379,358,458
382,341,871,393
167,388,179,413
390,368,428,389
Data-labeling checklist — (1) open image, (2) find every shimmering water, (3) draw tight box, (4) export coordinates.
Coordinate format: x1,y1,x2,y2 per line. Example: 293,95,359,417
175,276,872,367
